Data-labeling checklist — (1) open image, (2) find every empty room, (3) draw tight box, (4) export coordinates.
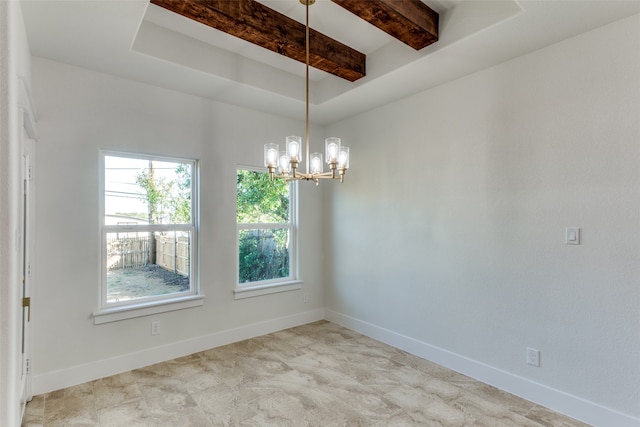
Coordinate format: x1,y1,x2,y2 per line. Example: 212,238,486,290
1,0,639,426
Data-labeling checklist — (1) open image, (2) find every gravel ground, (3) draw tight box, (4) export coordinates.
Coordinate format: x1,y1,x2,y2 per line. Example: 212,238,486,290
106,264,190,303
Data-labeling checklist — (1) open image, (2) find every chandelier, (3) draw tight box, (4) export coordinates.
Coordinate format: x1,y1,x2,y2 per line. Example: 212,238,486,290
264,0,350,184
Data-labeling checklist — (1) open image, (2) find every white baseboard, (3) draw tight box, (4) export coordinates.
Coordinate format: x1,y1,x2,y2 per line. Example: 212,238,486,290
31,307,639,427
325,309,639,427
32,308,324,396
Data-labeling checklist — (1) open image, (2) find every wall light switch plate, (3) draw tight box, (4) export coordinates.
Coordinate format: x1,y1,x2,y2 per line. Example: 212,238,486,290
565,227,580,245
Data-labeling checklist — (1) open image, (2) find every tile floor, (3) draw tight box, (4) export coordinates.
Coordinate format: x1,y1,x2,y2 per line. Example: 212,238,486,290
22,321,591,426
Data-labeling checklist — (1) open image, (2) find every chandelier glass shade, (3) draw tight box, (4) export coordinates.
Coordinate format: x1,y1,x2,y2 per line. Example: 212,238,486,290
264,0,350,184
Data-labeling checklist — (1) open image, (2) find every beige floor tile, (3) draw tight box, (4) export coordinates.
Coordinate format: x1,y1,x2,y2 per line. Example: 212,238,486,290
92,372,142,411
23,321,592,427
22,394,45,426
525,404,592,427
96,400,149,427
137,382,197,418
43,383,97,426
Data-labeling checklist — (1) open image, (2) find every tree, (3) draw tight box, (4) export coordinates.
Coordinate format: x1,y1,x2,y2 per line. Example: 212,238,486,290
135,162,174,225
236,170,288,223
136,162,192,224
170,163,191,224
237,170,290,283
238,229,289,283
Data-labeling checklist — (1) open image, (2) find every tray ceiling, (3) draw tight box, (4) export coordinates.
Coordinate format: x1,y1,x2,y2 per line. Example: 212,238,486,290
20,0,640,124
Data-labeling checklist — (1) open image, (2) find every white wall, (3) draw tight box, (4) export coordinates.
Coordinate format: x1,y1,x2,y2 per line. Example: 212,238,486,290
0,1,32,426
326,14,640,426
30,57,326,393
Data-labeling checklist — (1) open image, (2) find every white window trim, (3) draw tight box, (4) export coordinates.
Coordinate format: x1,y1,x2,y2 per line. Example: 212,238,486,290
233,281,302,300
93,295,204,324
95,150,200,323
235,166,299,298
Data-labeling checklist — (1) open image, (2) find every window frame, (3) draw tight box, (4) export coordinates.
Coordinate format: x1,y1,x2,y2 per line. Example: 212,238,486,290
94,150,202,323
234,166,300,299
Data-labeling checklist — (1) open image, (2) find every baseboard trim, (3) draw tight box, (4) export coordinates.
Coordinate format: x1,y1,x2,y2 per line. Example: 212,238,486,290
32,308,324,396
324,309,639,427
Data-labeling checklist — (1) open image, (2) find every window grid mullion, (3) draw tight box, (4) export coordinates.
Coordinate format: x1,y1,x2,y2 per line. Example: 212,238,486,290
104,223,193,231
237,222,291,230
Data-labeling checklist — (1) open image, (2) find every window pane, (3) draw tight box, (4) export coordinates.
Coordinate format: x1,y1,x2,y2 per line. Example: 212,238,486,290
238,228,290,283
236,170,289,224
106,230,191,303
105,156,192,225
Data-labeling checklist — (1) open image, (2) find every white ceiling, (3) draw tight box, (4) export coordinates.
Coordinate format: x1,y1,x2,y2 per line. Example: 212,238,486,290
20,0,640,124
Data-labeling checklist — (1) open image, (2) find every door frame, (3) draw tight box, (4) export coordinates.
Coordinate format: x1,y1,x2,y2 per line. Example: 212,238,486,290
17,74,38,422
19,128,35,416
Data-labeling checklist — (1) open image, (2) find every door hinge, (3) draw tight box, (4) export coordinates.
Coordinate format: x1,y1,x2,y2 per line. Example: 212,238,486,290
26,358,30,374
22,297,31,322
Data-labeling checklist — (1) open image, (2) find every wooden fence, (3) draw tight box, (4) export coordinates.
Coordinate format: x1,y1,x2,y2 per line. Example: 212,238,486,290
155,234,190,276
106,233,189,276
106,235,149,271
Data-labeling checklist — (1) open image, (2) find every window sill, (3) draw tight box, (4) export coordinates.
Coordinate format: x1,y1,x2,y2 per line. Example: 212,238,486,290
93,294,205,324
234,280,302,300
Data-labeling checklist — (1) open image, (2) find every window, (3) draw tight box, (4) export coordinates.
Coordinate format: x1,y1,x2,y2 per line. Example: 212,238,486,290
96,152,200,321
235,168,299,297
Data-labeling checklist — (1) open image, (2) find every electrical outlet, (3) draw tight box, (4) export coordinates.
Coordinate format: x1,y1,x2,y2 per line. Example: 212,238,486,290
303,292,309,303
527,347,540,367
151,321,160,336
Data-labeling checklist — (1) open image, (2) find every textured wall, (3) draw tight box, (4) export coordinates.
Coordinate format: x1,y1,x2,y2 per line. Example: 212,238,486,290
326,14,640,419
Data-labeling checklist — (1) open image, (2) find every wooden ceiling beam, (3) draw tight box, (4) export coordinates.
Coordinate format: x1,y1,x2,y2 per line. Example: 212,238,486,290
331,0,439,50
150,0,366,82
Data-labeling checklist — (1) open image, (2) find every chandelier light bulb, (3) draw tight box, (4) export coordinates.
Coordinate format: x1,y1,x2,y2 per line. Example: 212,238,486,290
264,143,279,168
286,136,301,162
279,152,291,174
310,153,323,174
338,146,350,169
325,137,340,164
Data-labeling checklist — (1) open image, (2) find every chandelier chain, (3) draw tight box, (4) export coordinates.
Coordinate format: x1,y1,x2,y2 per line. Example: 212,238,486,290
305,0,310,175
